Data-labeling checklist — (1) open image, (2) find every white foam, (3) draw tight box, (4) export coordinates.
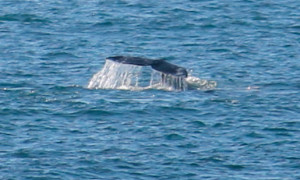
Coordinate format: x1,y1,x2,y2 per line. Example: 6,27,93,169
185,76,217,90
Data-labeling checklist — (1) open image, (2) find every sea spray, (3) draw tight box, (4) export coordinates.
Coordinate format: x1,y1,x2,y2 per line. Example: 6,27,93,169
88,60,142,89
88,60,189,91
185,76,217,90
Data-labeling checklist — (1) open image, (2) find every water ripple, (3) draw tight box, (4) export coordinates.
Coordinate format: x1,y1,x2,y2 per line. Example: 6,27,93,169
0,0,299,179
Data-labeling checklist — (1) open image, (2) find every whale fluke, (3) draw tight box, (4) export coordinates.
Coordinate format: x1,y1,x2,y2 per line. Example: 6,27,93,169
106,56,188,77
106,56,155,66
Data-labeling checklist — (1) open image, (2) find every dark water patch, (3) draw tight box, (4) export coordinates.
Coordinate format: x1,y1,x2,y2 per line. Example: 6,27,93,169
0,82,35,89
252,13,268,21
263,127,292,133
102,125,118,132
12,148,33,158
1,70,39,78
0,108,35,116
257,140,299,149
246,131,265,139
177,143,199,149
49,85,83,91
282,121,300,128
0,131,13,137
202,156,226,163
290,25,300,29
165,133,186,141
28,30,53,37
58,108,116,117
212,122,225,128
192,120,206,127
103,158,142,170
210,98,239,105
200,23,217,29
224,164,246,171
0,14,50,24
44,52,79,59
129,109,150,115
75,166,113,178
260,81,294,89
160,105,199,113
231,19,252,26
93,21,114,27
182,42,203,47
99,148,135,157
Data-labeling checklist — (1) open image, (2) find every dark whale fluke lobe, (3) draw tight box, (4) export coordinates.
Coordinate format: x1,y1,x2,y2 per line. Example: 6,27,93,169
151,60,187,77
106,56,188,77
106,56,155,66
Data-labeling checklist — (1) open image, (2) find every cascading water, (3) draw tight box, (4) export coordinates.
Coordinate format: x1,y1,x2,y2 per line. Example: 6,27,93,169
88,60,189,91
88,60,217,91
88,60,142,90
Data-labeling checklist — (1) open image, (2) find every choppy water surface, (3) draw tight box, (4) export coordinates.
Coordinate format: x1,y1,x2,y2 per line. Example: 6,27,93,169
1,0,299,179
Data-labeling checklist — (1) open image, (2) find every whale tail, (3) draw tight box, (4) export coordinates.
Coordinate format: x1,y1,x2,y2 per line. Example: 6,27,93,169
106,56,188,78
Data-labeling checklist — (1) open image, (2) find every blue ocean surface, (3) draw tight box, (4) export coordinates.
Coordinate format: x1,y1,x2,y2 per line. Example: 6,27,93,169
0,0,299,179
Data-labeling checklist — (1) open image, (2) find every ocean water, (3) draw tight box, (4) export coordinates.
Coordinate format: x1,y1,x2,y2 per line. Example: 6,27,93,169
0,0,299,179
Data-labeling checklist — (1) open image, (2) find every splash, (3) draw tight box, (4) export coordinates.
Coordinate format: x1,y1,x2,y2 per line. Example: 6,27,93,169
88,60,188,91
88,60,141,89
149,71,188,91
88,60,217,91
185,76,217,90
